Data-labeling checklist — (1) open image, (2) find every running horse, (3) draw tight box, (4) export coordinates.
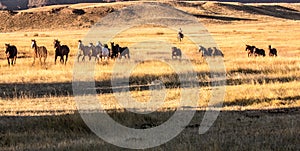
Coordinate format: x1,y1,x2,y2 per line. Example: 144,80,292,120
31,39,47,66
77,40,92,62
245,45,256,57
116,44,130,59
5,43,17,66
54,39,70,65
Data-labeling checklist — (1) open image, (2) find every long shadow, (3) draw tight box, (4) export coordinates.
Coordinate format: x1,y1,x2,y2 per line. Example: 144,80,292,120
0,107,299,150
0,71,299,99
219,3,300,20
224,95,300,107
193,14,257,21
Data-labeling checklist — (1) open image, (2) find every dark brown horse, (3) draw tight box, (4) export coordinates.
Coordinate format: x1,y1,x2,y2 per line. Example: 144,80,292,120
31,39,47,66
54,40,70,65
5,43,17,66
245,45,256,57
254,48,266,57
269,45,277,57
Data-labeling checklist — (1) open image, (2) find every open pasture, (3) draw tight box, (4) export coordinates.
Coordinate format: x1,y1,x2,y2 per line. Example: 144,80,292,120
0,1,299,150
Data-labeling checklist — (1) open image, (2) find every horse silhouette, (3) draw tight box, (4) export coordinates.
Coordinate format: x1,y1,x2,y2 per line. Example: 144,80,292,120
5,43,17,66
54,39,70,65
269,45,277,57
31,39,47,66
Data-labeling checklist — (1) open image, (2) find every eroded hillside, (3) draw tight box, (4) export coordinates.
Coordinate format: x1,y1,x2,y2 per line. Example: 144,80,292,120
0,1,300,32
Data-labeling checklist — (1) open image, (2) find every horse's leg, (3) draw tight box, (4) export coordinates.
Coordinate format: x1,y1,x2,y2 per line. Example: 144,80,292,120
43,57,47,66
54,55,57,64
14,56,16,65
60,56,64,64
32,56,36,65
7,58,10,66
65,55,68,65
39,57,42,65
77,54,81,62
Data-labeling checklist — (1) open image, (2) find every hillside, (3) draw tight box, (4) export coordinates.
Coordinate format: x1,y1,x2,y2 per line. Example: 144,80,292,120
0,1,300,32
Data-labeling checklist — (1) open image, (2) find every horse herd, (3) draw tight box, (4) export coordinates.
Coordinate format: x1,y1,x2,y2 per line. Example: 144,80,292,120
77,40,130,62
5,39,69,66
245,45,278,57
4,38,278,66
4,39,132,66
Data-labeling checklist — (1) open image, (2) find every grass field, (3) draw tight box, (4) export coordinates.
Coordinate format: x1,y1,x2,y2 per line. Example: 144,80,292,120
0,1,299,150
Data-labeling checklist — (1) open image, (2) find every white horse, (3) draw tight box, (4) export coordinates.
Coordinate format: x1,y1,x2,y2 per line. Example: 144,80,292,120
101,44,110,61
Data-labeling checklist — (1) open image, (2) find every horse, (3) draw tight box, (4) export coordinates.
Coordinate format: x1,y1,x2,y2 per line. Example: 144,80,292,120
199,45,224,57
171,47,182,59
110,42,119,59
116,44,130,59
178,32,184,42
269,45,277,57
254,48,266,57
77,40,91,62
90,42,101,62
54,39,70,65
101,44,110,61
212,47,224,57
199,45,210,57
5,43,17,66
245,45,256,57
93,41,102,62
31,39,47,66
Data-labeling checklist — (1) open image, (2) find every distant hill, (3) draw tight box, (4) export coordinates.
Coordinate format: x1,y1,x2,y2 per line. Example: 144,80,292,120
0,0,106,10
0,0,299,10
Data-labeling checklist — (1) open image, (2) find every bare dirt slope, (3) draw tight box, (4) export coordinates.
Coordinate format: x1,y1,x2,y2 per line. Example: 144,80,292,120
0,1,300,32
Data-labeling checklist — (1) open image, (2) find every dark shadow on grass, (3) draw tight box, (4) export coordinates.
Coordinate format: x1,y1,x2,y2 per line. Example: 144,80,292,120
219,3,300,20
193,14,257,21
0,107,299,150
0,71,299,99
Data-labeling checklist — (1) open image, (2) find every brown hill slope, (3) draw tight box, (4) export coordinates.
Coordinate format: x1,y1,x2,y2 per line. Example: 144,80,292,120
0,1,299,32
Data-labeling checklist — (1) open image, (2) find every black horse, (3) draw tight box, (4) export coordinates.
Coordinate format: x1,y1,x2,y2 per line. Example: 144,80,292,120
172,47,182,59
54,40,70,65
245,45,256,57
116,44,130,59
5,43,17,66
269,45,277,57
110,42,118,59
254,48,266,57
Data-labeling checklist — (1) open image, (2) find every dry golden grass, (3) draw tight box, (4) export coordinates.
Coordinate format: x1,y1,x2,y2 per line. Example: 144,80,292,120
0,1,300,150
